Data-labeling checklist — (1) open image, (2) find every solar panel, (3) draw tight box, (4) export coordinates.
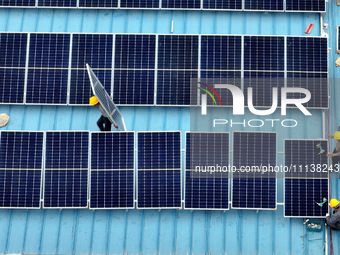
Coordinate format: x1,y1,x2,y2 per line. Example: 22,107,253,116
287,37,328,73
0,0,35,6
90,132,134,209
43,131,89,208
113,34,156,105
161,0,200,8
286,37,328,109
120,0,159,8
202,0,241,9
232,132,277,210
37,0,77,7
78,0,118,7
70,34,113,105
244,36,284,71
200,35,242,106
26,33,70,104
185,132,229,210
286,0,325,12
244,0,283,11
0,131,43,208
157,35,199,105
87,64,127,131
137,132,181,209
0,33,28,104
284,139,328,217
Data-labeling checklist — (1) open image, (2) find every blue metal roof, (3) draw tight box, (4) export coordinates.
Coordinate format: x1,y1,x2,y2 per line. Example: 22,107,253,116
0,1,339,254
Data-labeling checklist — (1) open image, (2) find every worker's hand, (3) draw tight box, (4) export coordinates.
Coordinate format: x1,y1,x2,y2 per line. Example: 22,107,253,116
329,135,334,139
325,213,330,217
327,153,335,157
114,124,119,129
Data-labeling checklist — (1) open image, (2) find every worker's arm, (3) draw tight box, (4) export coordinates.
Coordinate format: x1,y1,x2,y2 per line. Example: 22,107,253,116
326,211,340,228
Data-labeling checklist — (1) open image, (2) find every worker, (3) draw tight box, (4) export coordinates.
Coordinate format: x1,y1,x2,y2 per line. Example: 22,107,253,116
327,131,340,171
89,96,118,131
326,199,340,230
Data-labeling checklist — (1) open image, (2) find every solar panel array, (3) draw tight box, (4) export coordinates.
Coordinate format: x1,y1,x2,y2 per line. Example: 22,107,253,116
185,132,229,210
44,131,89,208
90,132,134,209
232,132,277,210
0,0,326,11
338,26,340,53
0,33,329,108
284,140,328,217
0,131,43,208
137,132,181,208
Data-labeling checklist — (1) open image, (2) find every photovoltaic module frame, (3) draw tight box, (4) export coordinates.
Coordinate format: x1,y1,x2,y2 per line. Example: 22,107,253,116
0,131,44,208
284,139,329,218
90,132,135,209
137,131,182,209
185,132,229,210
232,131,277,210
43,131,89,209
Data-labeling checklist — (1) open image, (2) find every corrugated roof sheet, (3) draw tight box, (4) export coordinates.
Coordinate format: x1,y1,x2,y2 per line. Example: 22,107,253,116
0,1,339,254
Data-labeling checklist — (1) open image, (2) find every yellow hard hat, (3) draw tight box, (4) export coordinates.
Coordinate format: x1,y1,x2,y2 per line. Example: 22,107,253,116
330,199,339,208
89,96,99,105
334,132,340,140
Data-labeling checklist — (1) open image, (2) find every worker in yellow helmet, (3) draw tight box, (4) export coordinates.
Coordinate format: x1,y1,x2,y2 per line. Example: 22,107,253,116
327,131,340,171
89,96,118,131
326,199,340,230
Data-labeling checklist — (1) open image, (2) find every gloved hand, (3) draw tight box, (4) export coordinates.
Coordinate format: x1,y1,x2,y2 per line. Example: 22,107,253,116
325,213,330,217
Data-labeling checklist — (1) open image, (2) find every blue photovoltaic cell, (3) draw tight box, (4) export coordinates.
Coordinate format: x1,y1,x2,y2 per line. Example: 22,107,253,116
0,131,43,208
0,33,28,68
0,33,27,104
161,0,200,8
28,33,70,68
78,0,118,7
285,179,328,217
0,0,35,6
287,72,328,108
113,34,156,105
232,132,276,209
26,69,68,104
157,70,198,105
137,132,181,208
70,69,111,105
287,37,328,72
185,132,229,209
202,0,241,9
286,0,325,12
115,35,156,69
44,131,89,208
338,26,340,52
158,35,199,69
37,0,77,7
157,35,199,106
0,69,25,104
243,72,284,107
244,36,284,71
72,34,113,69
120,0,159,8
201,35,242,70
244,0,283,10
90,132,134,209
284,140,328,217
113,70,154,105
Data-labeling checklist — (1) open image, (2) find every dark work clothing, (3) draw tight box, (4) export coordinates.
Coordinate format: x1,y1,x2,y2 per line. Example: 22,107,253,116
97,115,111,131
332,148,340,171
326,209,340,230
